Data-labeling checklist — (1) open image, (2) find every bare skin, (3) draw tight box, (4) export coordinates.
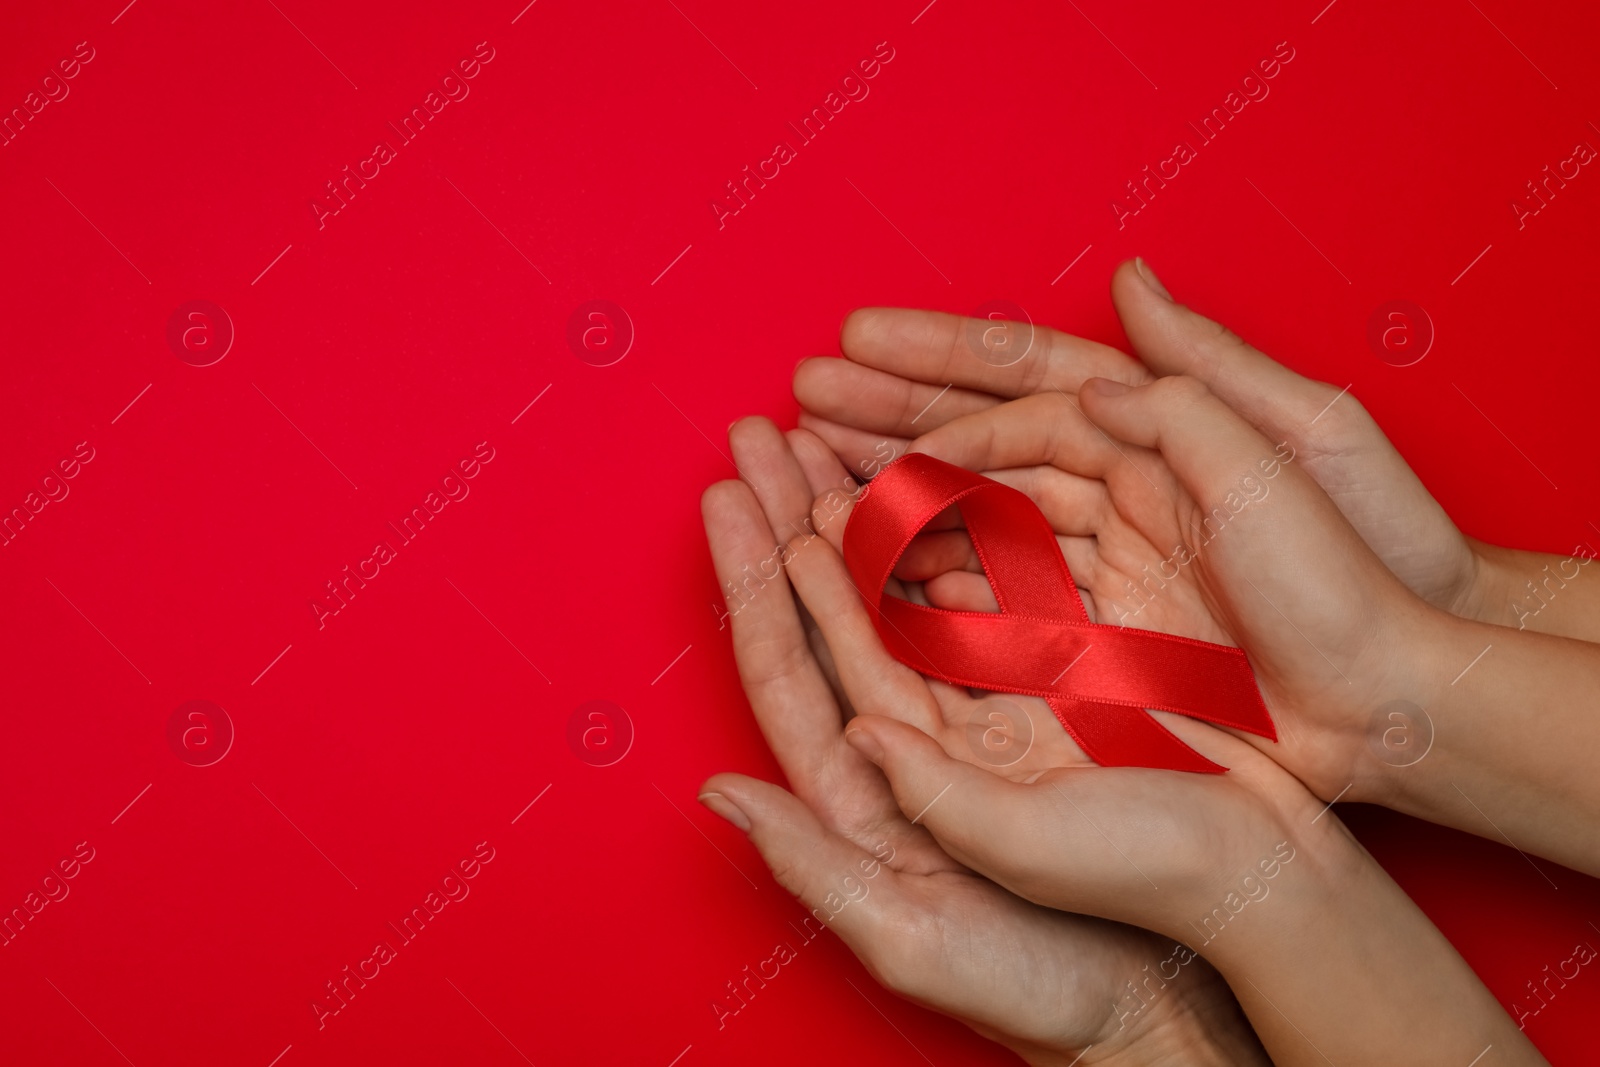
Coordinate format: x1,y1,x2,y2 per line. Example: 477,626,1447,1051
699,417,1268,1066
794,258,1600,642
793,261,1600,879
700,419,1541,1066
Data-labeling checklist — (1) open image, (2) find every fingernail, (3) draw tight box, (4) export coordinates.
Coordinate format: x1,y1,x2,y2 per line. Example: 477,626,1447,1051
845,726,886,764
697,792,752,833
1134,257,1172,301
1084,377,1130,398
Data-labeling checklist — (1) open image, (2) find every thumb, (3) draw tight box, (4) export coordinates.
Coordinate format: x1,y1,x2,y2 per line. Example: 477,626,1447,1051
1077,374,1305,517
1111,258,1344,434
698,773,908,941
842,716,1094,904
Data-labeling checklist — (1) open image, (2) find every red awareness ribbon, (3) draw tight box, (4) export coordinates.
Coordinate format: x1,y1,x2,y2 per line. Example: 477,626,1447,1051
842,453,1276,773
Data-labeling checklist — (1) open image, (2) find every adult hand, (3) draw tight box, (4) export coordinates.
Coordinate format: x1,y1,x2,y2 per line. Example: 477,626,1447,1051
890,365,1431,799
792,259,1599,636
756,418,1538,1066
883,360,1600,880
698,417,1268,1066
837,707,1544,1067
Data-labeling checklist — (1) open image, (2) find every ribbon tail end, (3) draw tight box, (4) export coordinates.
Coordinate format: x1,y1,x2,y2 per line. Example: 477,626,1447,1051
1050,699,1230,774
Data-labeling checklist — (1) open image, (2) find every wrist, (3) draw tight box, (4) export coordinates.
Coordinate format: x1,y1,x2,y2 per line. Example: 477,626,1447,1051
1455,540,1522,627
1337,592,1481,810
1352,603,1511,813
1073,955,1269,1067
1192,805,1544,1065
1468,538,1600,641
1166,794,1373,981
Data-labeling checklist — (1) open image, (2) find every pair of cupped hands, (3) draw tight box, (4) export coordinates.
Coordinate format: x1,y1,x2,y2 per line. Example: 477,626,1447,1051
696,259,1569,1065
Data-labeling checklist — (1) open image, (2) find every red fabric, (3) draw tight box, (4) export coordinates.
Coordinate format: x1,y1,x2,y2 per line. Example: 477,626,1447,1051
844,453,1276,773
6,2,1600,1061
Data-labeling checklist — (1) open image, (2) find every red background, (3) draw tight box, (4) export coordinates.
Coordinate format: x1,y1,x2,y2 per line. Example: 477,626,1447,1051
3,0,1599,1063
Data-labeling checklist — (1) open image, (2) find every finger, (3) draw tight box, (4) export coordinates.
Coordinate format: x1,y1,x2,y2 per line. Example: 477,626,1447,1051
1111,258,1350,435
924,570,999,612
702,480,842,787
732,419,869,726
787,426,854,494
781,527,944,735
800,472,860,554
1114,258,1469,593
841,307,1152,398
783,431,913,657
701,774,1120,1026
796,413,1113,585
729,417,822,548
895,530,981,581
794,357,1001,438
786,428,931,709
697,774,925,946
783,426,875,610
785,427,872,537
796,412,909,484
895,525,1100,582
921,554,1101,621
795,475,967,591
981,467,1110,537
926,677,976,718
783,439,936,614
1077,375,1403,685
1078,376,1319,521
909,393,1125,481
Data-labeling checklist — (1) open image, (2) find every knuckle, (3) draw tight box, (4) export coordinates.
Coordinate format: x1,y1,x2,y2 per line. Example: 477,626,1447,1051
1304,383,1373,440
1192,309,1245,352
896,380,930,430
861,911,940,995
1173,308,1244,376
766,857,813,902
1150,373,1210,407
1015,346,1050,392
739,634,813,690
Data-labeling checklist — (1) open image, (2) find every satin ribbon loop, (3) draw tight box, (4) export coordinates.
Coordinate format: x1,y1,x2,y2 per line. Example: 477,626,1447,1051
842,453,1276,774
